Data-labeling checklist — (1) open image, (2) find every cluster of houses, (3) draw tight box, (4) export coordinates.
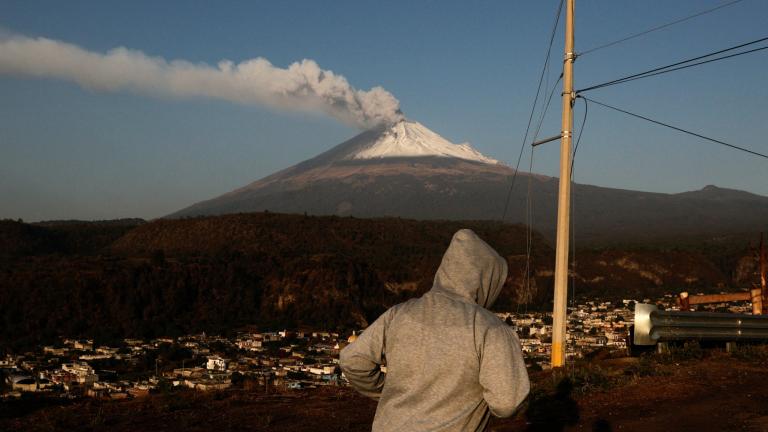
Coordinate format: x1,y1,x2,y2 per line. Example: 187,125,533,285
1,338,150,400
1,330,353,400
6,293,750,399
503,293,756,369
495,299,634,369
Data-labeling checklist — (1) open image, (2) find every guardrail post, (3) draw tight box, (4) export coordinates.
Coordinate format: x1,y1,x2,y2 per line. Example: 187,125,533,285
657,342,670,355
679,292,690,311
751,288,763,315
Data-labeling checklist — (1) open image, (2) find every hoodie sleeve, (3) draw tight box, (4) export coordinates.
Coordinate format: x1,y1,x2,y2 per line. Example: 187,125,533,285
339,308,393,399
479,324,530,417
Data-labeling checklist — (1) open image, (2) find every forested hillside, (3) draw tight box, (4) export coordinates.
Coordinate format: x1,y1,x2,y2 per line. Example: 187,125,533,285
0,213,759,351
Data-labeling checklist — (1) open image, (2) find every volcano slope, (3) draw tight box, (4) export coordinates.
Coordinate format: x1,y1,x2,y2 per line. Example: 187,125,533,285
170,120,768,244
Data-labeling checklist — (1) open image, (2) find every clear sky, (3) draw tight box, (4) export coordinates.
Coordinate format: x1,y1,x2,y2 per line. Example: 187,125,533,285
1,0,766,221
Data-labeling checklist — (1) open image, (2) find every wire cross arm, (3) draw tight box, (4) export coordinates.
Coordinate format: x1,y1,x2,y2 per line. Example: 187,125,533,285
531,135,561,147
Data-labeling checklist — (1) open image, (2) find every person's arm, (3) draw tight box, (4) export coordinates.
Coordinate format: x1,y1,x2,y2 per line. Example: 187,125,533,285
339,308,393,399
479,324,530,417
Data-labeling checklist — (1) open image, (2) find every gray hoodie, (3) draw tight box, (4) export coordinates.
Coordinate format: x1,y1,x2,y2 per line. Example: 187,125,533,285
340,229,530,431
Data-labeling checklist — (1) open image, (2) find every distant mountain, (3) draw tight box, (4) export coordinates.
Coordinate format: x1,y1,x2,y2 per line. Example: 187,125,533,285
169,120,768,244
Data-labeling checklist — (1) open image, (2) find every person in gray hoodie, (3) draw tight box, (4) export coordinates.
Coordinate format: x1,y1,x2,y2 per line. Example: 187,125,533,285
340,229,530,432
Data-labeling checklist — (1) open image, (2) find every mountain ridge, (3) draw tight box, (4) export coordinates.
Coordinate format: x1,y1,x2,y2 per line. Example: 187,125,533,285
169,121,768,244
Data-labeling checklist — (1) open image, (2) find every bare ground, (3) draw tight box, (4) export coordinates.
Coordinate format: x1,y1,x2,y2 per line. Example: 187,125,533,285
2,352,766,432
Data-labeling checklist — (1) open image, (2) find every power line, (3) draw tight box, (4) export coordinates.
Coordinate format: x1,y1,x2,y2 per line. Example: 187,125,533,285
570,97,589,179
580,96,768,160
523,145,535,309
603,45,768,87
569,97,588,310
580,0,746,56
501,0,564,221
532,74,563,145
514,0,565,309
578,36,768,93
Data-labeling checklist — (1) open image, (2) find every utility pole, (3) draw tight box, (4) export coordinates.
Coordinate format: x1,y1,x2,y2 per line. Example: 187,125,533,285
551,0,575,368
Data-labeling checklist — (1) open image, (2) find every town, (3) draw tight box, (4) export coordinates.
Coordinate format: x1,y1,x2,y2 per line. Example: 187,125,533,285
0,293,754,401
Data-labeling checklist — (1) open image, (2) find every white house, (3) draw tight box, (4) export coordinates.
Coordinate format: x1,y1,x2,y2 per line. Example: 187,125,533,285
61,362,99,385
206,356,228,372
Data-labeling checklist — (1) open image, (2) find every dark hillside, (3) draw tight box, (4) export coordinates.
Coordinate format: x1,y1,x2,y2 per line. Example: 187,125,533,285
0,219,144,257
0,214,548,351
0,213,760,351
110,213,541,260
0,220,62,257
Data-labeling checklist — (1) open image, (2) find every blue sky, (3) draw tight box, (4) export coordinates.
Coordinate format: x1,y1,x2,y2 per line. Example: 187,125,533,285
1,0,766,221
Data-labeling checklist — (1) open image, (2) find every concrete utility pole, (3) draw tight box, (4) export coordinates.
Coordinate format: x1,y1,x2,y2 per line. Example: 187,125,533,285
551,0,575,368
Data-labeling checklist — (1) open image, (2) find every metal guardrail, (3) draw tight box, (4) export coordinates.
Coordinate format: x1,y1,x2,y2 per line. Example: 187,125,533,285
634,303,768,346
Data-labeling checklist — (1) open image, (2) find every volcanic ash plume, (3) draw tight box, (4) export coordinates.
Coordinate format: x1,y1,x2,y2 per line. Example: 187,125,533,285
0,34,404,129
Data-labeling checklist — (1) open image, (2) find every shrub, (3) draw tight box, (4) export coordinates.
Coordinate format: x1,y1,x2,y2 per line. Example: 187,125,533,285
566,364,615,395
654,340,705,363
730,344,768,362
625,353,670,377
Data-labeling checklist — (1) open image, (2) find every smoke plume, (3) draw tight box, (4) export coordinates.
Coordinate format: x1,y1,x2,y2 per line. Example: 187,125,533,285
0,34,404,129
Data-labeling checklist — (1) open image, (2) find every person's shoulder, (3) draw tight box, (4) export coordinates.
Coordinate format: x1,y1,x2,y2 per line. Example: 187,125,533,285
383,297,421,319
473,305,507,328
472,308,520,354
391,297,420,311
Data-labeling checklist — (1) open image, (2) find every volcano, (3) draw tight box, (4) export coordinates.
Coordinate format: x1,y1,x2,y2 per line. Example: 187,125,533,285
169,120,768,244
170,120,519,218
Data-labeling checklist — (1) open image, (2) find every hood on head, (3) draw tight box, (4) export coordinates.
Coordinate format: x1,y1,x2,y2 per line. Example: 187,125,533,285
431,229,508,308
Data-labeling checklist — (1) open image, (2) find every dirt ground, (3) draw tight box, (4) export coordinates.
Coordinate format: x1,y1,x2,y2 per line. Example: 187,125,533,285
490,352,768,432
572,356,768,432
1,352,766,432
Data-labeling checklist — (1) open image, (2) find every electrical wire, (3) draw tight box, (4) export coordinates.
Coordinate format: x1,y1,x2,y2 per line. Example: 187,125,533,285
501,0,564,222
578,36,768,93
580,96,768,160
532,74,563,145
569,97,588,310
571,97,588,179
593,45,768,88
523,145,536,316
579,0,746,56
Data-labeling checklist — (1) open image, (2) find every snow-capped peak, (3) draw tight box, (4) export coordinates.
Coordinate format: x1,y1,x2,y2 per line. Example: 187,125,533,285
347,120,499,164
